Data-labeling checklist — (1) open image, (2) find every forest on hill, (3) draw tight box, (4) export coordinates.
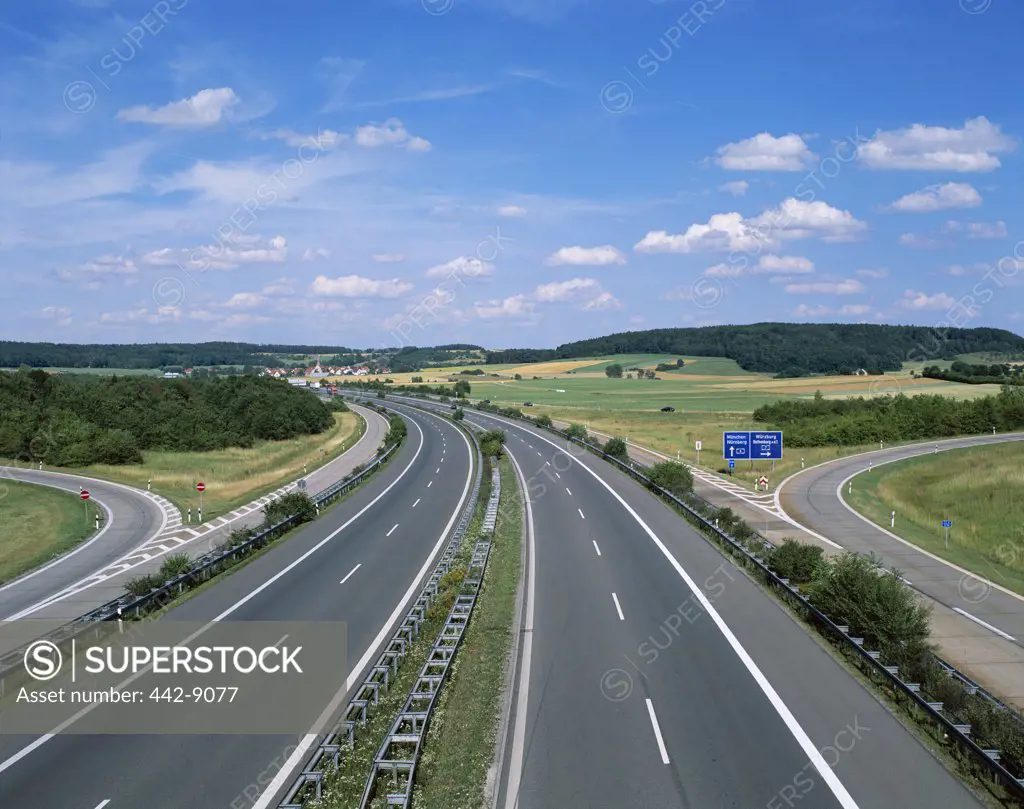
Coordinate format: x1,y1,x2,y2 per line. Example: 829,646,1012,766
485,324,1024,375
0,371,336,466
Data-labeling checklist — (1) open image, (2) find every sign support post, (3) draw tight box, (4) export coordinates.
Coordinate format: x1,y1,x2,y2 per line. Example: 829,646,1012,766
943,519,952,549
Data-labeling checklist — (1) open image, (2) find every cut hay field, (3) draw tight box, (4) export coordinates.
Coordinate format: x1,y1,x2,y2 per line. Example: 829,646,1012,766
846,442,1024,596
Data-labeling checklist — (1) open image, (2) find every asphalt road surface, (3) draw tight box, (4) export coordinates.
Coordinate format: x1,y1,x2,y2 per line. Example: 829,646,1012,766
0,468,170,619
778,431,1024,647
0,405,475,809
457,408,985,809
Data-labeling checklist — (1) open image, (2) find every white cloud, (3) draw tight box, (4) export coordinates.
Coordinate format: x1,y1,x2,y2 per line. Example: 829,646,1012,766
900,289,957,310
372,253,406,263
77,253,138,276
840,304,872,315
533,277,600,302
262,277,296,295
545,245,626,266
793,304,833,317
355,118,431,151
99,306,180,325
715,132,814,171
222,292,265,309
498,205,528,217
785,279,865,295
719,180,749,197
887,182,982,212
142,235,287,271
967,221,1007,239
636,199,866,254
37,306,72,326
302,248,331,261
117,87,240,127
472,294,534,319
581,291,621,310
263,128,343,149
755,254,814,273
857,117,1017,172
310,275,412,298
898,232,939,248
424,256,495,278
856,268,889,278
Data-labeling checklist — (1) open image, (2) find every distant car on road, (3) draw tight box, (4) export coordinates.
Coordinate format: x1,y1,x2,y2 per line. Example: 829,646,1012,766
450,404,457,409
523,401,533,407
482,399,491,405
661,406,675,412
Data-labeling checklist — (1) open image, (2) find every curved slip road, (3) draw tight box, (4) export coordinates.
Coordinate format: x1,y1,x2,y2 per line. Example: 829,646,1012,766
445,407,987,809
777,431,1024,650
0,403,385,624
0,468,173,618
0,405,475,809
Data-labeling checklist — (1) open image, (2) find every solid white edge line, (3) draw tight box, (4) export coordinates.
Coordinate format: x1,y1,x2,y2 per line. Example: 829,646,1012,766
832,466,1024,608
645,699,670,764
502,446,536,809
593,540,601,557
249,408,475,809
473,413,863,809
953,607,1016,641
0,411,463,781
3,408,388,619
340,564,362,584
612,592,624,621
0,489,115,596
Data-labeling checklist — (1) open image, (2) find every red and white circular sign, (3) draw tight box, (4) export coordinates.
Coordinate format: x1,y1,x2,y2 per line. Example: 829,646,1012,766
80,490,91,501
196,482,206,493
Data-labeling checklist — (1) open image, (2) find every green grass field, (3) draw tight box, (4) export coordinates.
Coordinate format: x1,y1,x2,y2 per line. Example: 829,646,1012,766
0,480,97,584
847,443,1024,595
2,411,365,522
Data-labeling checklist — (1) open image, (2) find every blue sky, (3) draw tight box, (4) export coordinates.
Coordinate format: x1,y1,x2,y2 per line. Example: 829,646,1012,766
2,0,1023,352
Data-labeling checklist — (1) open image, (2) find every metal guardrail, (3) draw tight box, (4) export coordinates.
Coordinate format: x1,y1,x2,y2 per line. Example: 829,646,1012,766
0,423,403,685
357,464,501,809
459,401,1024,803
277,417,485,808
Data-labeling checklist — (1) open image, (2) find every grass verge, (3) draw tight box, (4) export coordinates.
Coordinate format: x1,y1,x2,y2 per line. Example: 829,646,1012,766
312,454,491,808
0,480,98,583
846,442,1024,596
3,410,366,523
412,454,522,809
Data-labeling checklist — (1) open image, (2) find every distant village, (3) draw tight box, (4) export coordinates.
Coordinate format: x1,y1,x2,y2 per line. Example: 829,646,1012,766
160,357,391,384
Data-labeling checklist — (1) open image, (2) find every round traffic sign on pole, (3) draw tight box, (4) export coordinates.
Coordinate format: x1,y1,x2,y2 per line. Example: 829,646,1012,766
196,482,206,493
80,490,91,501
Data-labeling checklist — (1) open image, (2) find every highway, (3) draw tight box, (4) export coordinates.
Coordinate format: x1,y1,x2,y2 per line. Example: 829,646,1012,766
0,467,173,619
0,402,387,624
0,405,475,809
452,408,985,809
778,432,1024,647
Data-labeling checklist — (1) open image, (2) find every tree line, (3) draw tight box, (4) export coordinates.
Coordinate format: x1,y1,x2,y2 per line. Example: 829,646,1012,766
485,324,1024,375
922,360,1024,386
752,387,1024,446
0,371,336,466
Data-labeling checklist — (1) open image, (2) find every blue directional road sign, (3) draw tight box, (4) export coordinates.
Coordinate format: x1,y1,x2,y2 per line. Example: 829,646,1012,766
942,520,952,528
723,431,752,459
728,459,736,469
751,431,784,460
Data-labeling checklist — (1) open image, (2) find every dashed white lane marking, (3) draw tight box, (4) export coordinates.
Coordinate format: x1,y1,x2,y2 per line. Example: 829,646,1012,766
412,498,421,508
612,592,624,621
386,524,399,537
428,481,433,488
593,541,601,556
340,564,361,584
566,487,572,496
436,467,440,474
93,801,111,809
645,699,670,764
578,508,585,520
